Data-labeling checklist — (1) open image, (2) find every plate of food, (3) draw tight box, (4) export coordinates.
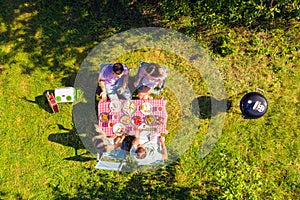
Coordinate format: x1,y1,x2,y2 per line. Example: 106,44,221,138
110,100,122,112
120,115,130,125
140,102,152,115
112,123,126,136
122,100,137,115
131,116,143,126
145,115,156,125
100,112,109,123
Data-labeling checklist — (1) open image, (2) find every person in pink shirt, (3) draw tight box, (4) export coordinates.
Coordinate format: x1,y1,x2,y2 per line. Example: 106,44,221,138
134,62,167,100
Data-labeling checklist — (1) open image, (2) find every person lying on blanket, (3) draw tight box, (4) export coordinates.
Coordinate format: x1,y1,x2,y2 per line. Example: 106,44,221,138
92,124,125,153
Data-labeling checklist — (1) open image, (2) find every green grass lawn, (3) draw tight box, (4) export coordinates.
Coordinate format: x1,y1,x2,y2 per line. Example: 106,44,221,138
0,1,299,199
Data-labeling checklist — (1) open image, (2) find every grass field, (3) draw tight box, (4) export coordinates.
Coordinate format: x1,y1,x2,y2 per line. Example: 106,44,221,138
0,1,299,199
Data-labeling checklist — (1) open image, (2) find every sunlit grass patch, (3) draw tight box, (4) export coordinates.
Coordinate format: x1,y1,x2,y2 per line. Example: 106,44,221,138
0,0,299,198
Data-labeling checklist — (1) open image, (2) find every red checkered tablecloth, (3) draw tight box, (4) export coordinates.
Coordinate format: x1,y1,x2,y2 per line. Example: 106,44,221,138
98,98,168,137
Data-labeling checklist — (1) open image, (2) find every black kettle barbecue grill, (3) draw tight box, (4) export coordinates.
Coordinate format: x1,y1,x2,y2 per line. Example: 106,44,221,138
239,92,268,119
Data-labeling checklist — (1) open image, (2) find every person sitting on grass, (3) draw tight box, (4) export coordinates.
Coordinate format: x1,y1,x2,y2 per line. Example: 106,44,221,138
92,124,125,153
130,130,168,165
133,63,167,100
98,63,132,101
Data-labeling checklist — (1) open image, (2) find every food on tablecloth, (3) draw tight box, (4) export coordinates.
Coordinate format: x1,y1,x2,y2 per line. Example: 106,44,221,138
145,115,156,125
113,123,126,136
122,100,137,115
138,123,157,131
100,112,109,123
140,102,152,115
110,100,122,112
108,122,114,128
131,116,142,126
138,123,148,130
120,115,130,125
154,115,164,125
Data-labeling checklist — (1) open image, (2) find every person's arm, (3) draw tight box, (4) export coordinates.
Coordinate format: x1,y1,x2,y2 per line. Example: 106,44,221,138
134,67,145,87
98,80,107,101
121,73,129,90
94,124,106,136
118,67,130,94
157,79,163,89
131,129,143,146
157,69,167,89
159,136,168,160
114,134,126,144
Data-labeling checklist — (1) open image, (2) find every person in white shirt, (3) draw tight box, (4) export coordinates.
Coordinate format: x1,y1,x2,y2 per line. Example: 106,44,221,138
130,130,168,165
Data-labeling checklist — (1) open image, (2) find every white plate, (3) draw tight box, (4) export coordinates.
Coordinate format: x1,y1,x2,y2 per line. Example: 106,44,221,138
140,102,152,115
112,123,126,136
110,100,122,112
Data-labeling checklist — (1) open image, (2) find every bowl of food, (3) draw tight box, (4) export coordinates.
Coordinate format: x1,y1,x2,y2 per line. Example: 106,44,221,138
131,116,143,126
120,115,131,125
154,115,164,125
100,112,109,123
145,115,156,125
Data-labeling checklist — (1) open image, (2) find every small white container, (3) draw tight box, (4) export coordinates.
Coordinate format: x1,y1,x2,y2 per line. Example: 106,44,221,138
54,87,75,103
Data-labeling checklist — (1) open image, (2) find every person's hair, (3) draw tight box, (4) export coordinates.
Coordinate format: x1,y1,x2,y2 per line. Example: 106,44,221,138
135,146,147,159
112,63,124,75
145,63,164,78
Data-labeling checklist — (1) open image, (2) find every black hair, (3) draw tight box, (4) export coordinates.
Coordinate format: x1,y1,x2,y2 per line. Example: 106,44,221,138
112,63,124,75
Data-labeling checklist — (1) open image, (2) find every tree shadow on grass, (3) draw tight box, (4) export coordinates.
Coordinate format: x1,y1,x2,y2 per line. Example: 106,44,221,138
48,124,93,162
191,95,231,119
0,191,6,199
1,0,297,90
22,90,55,113
0,0,161,87
63,152,95,162
51,159,221,199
